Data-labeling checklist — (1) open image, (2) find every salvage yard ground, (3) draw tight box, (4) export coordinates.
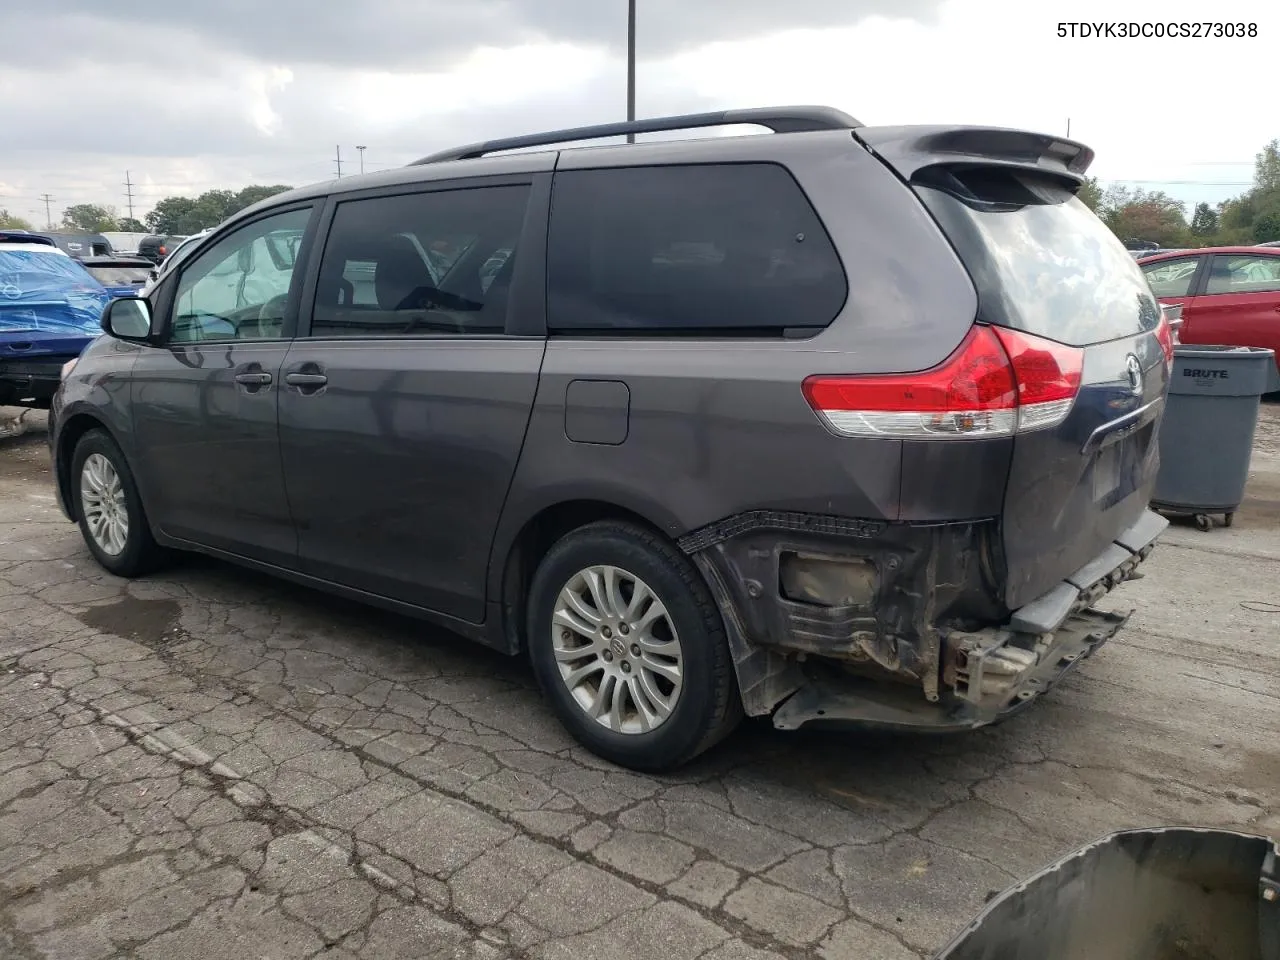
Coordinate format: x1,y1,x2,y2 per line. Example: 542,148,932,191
2,406,1278,960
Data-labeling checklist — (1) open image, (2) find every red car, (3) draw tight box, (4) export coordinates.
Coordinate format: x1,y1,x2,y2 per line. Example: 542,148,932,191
1138,246,1280,392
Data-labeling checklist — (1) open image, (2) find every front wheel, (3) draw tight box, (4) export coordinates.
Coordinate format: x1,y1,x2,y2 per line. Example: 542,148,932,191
526,521,741,772
71,430,167,577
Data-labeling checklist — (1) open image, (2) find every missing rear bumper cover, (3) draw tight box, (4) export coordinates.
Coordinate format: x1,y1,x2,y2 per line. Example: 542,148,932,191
772,606,1130,732
683,508,1167,727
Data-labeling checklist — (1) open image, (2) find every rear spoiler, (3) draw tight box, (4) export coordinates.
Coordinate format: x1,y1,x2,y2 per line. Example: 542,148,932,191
853,125,1094,185
0,232,57,247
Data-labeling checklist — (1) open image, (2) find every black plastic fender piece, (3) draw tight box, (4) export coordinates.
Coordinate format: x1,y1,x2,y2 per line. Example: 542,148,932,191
934,827,1280,960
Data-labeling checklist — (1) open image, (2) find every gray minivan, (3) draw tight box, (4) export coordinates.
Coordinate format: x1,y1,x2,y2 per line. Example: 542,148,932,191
49,107,1173,771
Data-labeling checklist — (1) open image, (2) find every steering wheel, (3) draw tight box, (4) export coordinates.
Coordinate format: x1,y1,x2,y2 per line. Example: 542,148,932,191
258,293,290,323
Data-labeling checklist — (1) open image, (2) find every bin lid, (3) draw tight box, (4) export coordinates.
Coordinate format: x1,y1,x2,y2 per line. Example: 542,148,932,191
1169,345,1276,397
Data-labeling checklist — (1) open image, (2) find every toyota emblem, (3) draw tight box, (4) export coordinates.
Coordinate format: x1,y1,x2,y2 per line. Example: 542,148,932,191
1125,355,1143,396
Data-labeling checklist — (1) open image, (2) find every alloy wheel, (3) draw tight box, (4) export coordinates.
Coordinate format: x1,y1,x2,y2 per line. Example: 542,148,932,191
80,453,130,556
551,564,684,735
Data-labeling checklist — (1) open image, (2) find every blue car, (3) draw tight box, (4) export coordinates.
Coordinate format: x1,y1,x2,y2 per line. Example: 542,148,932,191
0,233,112,409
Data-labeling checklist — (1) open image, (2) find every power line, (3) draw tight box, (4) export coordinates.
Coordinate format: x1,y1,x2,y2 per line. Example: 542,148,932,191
1097,178,1253,186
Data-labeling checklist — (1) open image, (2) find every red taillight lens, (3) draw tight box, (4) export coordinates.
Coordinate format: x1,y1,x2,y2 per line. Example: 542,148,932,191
991,326,1084,433
802,325,1083,439
1155,316,1175,364
158,246,167,256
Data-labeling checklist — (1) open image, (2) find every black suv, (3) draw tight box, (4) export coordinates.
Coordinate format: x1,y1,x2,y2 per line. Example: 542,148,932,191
136,234,185,265
50,107,1172,771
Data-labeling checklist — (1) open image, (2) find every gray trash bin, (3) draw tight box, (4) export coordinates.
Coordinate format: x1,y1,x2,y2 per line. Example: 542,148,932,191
932,827,1280,960
1151,344,1275,531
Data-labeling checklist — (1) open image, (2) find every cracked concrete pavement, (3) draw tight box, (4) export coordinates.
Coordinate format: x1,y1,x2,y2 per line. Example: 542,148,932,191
1,405,1278,959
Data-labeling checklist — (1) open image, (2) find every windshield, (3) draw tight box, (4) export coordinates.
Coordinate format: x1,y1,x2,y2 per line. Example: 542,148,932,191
85,265,152,286
916,169,1161,346
163,236,205,272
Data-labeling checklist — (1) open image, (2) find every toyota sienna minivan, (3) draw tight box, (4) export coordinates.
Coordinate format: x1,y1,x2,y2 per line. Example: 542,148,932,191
50,106,1173,771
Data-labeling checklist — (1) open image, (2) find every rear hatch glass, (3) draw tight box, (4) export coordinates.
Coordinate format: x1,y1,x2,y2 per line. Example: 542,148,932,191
914,167,1167,610
915,168,1160,346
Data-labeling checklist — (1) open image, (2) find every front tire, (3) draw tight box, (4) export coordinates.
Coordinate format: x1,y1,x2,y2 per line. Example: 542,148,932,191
527,521,741,772
71,429,167,577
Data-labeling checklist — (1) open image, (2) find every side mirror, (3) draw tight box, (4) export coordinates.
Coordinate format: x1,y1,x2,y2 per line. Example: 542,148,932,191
101,296,154,342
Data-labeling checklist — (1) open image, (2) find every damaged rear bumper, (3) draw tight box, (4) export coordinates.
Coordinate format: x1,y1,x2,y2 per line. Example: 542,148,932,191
681,508,1168,733
771,605,1129,732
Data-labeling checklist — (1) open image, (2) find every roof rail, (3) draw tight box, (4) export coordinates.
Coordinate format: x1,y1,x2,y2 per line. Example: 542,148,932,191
410,106,861,165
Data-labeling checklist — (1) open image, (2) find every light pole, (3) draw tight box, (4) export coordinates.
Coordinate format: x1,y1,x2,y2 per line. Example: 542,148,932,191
626,0,636,143
356,145,367,174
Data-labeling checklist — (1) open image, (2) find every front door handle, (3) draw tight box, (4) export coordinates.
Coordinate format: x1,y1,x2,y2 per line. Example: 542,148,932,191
284,373,328,387
234,371,273,386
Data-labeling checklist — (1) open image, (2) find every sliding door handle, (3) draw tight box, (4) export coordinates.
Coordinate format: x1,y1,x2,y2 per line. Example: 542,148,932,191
284,373,328,387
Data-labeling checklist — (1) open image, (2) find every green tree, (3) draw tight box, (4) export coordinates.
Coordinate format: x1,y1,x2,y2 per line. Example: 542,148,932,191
1100,187,1189,247
61,203,120,232
118,217,147,232
1215,195,1255,244
1253,200,1280,243
144,185,293,234
1076,176,1104,212
233,184,293,211
144,196,199,234
0,209,34,230
1189,202,1219,240
1254,139,1280,193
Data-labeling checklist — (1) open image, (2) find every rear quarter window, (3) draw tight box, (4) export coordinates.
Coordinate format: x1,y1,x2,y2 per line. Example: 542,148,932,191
916,168,1162,347
546,163,847,335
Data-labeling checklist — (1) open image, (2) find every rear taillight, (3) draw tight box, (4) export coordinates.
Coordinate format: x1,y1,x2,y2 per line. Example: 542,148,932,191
1155,316,1175,363
802,325,1083,440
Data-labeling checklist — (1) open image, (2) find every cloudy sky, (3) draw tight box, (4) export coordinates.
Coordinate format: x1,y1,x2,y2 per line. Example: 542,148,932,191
1,0,1274,228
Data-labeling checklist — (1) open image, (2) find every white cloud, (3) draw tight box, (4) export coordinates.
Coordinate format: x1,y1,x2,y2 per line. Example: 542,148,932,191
2,0,1275,220
247,67,295,137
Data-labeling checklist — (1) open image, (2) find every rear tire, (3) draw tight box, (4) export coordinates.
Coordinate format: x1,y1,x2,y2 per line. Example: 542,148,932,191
526,521,741,772
71,430,167,577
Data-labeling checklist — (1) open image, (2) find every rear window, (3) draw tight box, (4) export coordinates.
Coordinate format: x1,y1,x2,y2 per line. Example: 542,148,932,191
85,265,152,286
547,163,847,335
915,168,1161,346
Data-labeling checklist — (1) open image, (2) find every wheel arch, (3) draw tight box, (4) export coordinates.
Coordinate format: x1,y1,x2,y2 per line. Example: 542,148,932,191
492,496,687,656
54,411,121,520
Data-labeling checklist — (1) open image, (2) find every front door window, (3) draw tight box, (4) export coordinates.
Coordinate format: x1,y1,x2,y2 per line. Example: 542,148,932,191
171,209,310,342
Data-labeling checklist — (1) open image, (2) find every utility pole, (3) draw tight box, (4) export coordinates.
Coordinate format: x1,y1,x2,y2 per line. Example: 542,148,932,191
356,145,367,174
626,0,636,143
1066,118,1071,137
39,194,54,230
123,170,136,222
334,145,344,179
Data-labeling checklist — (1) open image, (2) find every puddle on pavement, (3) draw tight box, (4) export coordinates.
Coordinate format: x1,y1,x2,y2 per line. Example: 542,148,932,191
76,595,184,644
